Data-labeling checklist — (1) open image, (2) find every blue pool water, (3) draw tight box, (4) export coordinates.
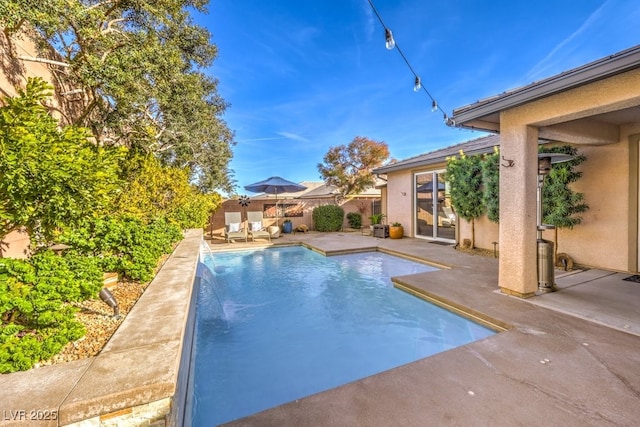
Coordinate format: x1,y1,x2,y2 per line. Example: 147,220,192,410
188,246,494,425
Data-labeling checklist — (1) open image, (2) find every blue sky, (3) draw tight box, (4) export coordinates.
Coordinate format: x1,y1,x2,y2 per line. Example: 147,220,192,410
196,0,639,194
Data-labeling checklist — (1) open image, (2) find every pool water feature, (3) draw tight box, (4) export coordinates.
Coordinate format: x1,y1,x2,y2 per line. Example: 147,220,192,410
188,246,495,425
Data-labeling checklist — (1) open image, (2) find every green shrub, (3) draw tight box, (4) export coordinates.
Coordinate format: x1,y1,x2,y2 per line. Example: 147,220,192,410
60,215,182,282
346,212,362,229
312,205,344,232
0,251,102,373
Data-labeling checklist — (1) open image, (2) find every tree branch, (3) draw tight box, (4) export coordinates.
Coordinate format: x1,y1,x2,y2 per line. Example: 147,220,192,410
17,55,70,67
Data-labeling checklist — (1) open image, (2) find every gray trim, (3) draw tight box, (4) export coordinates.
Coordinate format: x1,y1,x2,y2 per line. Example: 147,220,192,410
373,134,499,174
452,45,640,129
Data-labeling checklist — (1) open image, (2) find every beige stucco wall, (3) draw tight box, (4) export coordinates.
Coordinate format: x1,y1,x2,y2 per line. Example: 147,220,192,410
0,30,59,99
384,169,414,236
498,68,640,296
543,125,640,272
209,197,380,237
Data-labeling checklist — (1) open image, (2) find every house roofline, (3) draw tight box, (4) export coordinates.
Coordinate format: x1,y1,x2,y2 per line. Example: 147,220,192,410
452,44,640,130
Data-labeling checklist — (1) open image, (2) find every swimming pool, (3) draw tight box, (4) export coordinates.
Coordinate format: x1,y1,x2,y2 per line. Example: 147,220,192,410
187,246,495,425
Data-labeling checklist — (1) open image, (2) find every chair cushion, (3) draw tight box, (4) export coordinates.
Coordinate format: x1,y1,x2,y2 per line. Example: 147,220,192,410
228,222,241,232
250,221,262,231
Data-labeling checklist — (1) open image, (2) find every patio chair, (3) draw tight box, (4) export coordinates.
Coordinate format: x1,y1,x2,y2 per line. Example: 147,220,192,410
247,211,271,242
224,212,247,243
442,206,457,227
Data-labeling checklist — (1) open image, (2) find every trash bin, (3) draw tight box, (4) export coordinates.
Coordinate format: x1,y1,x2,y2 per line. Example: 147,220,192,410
537,238,555,291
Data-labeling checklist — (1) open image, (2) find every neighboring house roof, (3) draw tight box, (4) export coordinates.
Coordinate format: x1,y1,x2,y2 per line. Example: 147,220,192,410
372,134,500,175
451,44,640,132
248,180,381,200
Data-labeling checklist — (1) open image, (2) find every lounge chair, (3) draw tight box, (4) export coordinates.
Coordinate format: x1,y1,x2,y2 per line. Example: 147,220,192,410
224,212,247,243
247,211,271,242
442,206,457,227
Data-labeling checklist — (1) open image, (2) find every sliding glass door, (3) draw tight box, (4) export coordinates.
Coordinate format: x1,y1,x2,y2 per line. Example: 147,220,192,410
415,171,456,242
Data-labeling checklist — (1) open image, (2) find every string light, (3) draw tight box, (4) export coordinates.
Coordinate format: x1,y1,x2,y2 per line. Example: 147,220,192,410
366,0,452,126
385,28,395,50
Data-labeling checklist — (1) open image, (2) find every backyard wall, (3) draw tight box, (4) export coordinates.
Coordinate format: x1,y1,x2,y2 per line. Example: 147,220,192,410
209,197,379,238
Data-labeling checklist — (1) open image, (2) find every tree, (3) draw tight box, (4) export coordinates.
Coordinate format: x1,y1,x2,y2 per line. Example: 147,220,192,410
0,0,235,193
539,145,588,261
481,147,500,223
112,154,221,228
0,78,122,246
317,136,389,197
445,150,485,248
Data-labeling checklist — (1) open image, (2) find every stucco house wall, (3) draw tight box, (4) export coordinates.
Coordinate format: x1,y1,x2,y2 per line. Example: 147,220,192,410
541,126,640,272
384,169,414,235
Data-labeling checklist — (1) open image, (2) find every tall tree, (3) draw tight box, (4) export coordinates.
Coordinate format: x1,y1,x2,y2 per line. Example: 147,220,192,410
0,0,235,193
0,78,122,246
481,147,500,223
317,136,389,197
539,145,588,261
446,150,484,248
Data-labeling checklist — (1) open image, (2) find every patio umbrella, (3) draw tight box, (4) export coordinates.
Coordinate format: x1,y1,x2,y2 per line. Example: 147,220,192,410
244,176,307,226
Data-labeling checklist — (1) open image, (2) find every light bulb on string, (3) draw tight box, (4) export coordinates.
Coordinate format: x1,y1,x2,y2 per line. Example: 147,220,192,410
431,100,438,112
385,28,395,50
413,76,421,92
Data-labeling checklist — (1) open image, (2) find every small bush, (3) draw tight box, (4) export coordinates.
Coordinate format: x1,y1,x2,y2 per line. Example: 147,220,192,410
60,215,182,282
0,251,103,373
346,212,362,229
313,205,344,232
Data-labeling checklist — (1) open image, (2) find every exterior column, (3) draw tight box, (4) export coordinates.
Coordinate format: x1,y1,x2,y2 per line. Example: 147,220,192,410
498,122,539,297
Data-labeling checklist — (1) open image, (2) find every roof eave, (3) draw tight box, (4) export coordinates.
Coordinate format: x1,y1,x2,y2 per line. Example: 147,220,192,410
452,45,640,130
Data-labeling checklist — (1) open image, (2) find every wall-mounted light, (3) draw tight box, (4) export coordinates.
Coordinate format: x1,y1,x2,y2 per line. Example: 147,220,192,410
401,191,407,196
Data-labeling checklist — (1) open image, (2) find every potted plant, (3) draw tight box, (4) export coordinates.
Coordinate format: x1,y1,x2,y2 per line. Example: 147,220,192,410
368,213,386,226
389,222,404,239
282,218,293,234
369,213,387,238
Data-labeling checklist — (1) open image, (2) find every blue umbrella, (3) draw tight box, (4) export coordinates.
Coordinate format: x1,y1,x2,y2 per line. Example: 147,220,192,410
244,176,307,226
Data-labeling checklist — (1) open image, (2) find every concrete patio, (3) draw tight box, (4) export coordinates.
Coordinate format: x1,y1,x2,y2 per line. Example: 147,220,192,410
210,231,640,426
1,230,638,426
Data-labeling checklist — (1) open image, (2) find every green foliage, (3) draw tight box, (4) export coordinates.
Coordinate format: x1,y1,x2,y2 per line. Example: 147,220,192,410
317,136,389,196
446,150,485,248
368,213,386,225
312,205,345,232
346,212,362,229
481,147,500,223
112,154,221,228
0,78,123,243
60,215,182,282
540,145,589,229
0,251,103,373
446,151,485,221
0,0,236,193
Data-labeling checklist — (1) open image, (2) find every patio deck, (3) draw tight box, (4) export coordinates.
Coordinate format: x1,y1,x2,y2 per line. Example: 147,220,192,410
209,231,640,426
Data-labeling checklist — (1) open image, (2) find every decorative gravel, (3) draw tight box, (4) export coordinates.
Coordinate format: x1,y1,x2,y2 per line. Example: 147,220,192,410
38,280,148,367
